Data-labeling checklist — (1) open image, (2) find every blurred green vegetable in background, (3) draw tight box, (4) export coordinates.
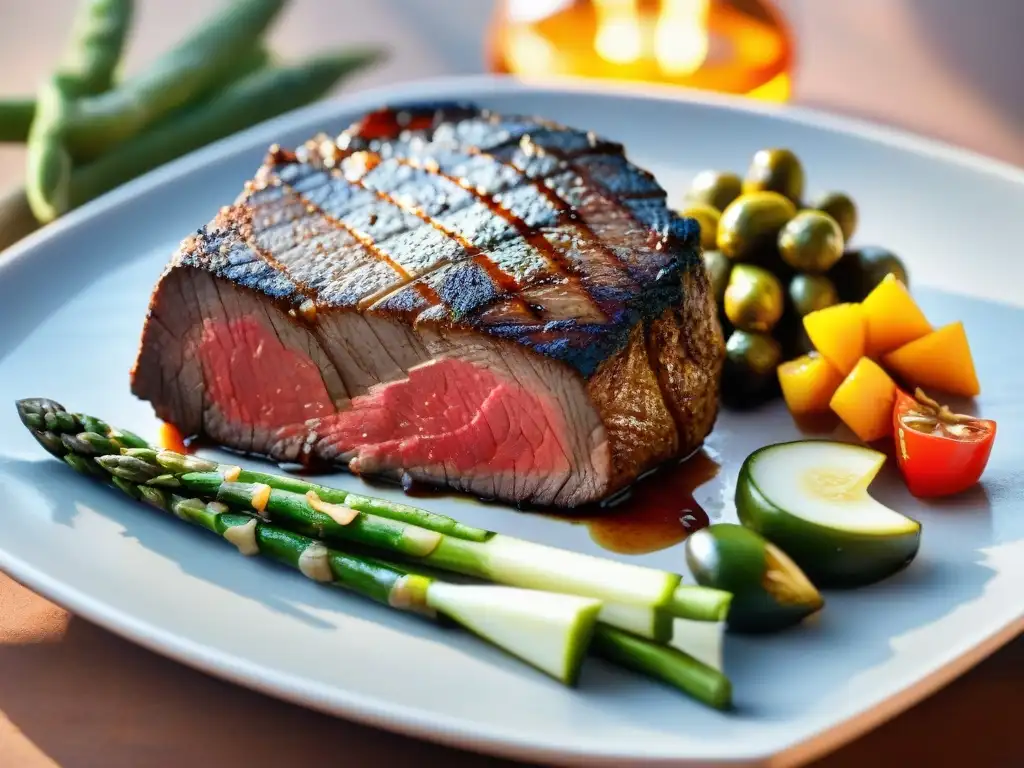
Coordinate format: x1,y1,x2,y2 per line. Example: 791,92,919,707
0,0,384,252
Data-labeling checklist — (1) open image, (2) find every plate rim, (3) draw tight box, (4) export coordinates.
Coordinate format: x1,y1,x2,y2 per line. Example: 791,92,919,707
0,74,1021,767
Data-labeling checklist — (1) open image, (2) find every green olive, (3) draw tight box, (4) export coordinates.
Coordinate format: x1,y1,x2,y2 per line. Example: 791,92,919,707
724,264,784,333
778,211,844,273
681,203,721,250
687,170,742,212
717,191,797,263
721,330,782,408
830,246,909,302
811,191,857,241
703,249,731,307
788,273,839,317
743,148,805,204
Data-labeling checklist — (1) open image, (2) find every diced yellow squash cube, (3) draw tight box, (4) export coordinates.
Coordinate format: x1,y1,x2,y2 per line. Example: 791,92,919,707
861,274,932,356
803,302,865,375
883,322,980,397
778,353,845,415
829,357,898,443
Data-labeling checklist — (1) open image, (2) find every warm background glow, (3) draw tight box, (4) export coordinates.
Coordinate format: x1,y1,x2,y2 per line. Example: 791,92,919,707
491,0,792,102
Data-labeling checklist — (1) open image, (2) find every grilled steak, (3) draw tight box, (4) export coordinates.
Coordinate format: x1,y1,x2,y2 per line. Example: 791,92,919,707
131,102,725,507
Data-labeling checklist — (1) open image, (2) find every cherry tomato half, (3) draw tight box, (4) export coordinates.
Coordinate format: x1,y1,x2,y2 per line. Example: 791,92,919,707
893,388,996,498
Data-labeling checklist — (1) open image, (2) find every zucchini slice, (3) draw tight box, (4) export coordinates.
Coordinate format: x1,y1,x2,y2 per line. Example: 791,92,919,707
735,441,921,587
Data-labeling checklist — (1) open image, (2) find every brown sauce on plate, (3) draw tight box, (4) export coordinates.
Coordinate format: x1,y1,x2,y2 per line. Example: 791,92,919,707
564,451,719,554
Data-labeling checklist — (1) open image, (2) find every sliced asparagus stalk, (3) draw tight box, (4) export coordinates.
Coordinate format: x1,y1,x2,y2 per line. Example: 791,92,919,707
131,462,680,609
72,459,602,684
592,625,732,711
19,398,734,708
17,399,727,617
670,618,724,673
17,398,485,540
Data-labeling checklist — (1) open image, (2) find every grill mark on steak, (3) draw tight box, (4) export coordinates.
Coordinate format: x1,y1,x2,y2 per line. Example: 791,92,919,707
336,150,541,317
270,172,442,308
386,154,609,321
293,137,627,325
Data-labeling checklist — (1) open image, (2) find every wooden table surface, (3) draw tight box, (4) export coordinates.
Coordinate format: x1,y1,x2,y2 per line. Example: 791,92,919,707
0,2,1020,766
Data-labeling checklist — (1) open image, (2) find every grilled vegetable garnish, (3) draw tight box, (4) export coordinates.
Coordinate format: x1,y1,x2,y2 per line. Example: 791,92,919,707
894,388,996,498
736,441,921,588
15,397,734,709
830,357,898,443
15,399,733,629
884,322,981,398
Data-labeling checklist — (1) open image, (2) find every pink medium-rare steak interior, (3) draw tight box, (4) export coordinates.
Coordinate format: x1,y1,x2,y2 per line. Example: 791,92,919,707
199,316,573,481
137,269,608,506
130,102,724,507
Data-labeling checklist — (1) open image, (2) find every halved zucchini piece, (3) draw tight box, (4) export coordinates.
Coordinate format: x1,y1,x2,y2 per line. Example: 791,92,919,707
735,441,921,587
685,523,823,633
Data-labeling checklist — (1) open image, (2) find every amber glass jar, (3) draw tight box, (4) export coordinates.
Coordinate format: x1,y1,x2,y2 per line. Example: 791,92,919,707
488,0,794,102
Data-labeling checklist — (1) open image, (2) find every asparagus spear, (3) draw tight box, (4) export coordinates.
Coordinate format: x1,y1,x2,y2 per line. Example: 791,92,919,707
69,457,601,685
17,400,732,627
21,400,732,708
65,0,287,158
58,0,134,97
593,625,731,710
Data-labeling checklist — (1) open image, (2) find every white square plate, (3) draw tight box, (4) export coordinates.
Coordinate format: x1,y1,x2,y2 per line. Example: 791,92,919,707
0,77,1020,766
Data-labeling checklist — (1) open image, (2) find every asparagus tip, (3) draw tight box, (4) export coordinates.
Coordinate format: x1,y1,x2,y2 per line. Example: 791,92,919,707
15,397,66,429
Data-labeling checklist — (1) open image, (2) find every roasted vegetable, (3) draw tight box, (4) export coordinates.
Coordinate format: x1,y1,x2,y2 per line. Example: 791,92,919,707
830,246,909,302
723,264,784,333
860,274,932,356
687,170,742,212
802,302,865,375
680,203,720,250
788,274,839,318
717,191,796,264
777,353,844,416
721,330,782,408
735,441,922,587
830,357,898,443
883,322,980,398
703,249,731,308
